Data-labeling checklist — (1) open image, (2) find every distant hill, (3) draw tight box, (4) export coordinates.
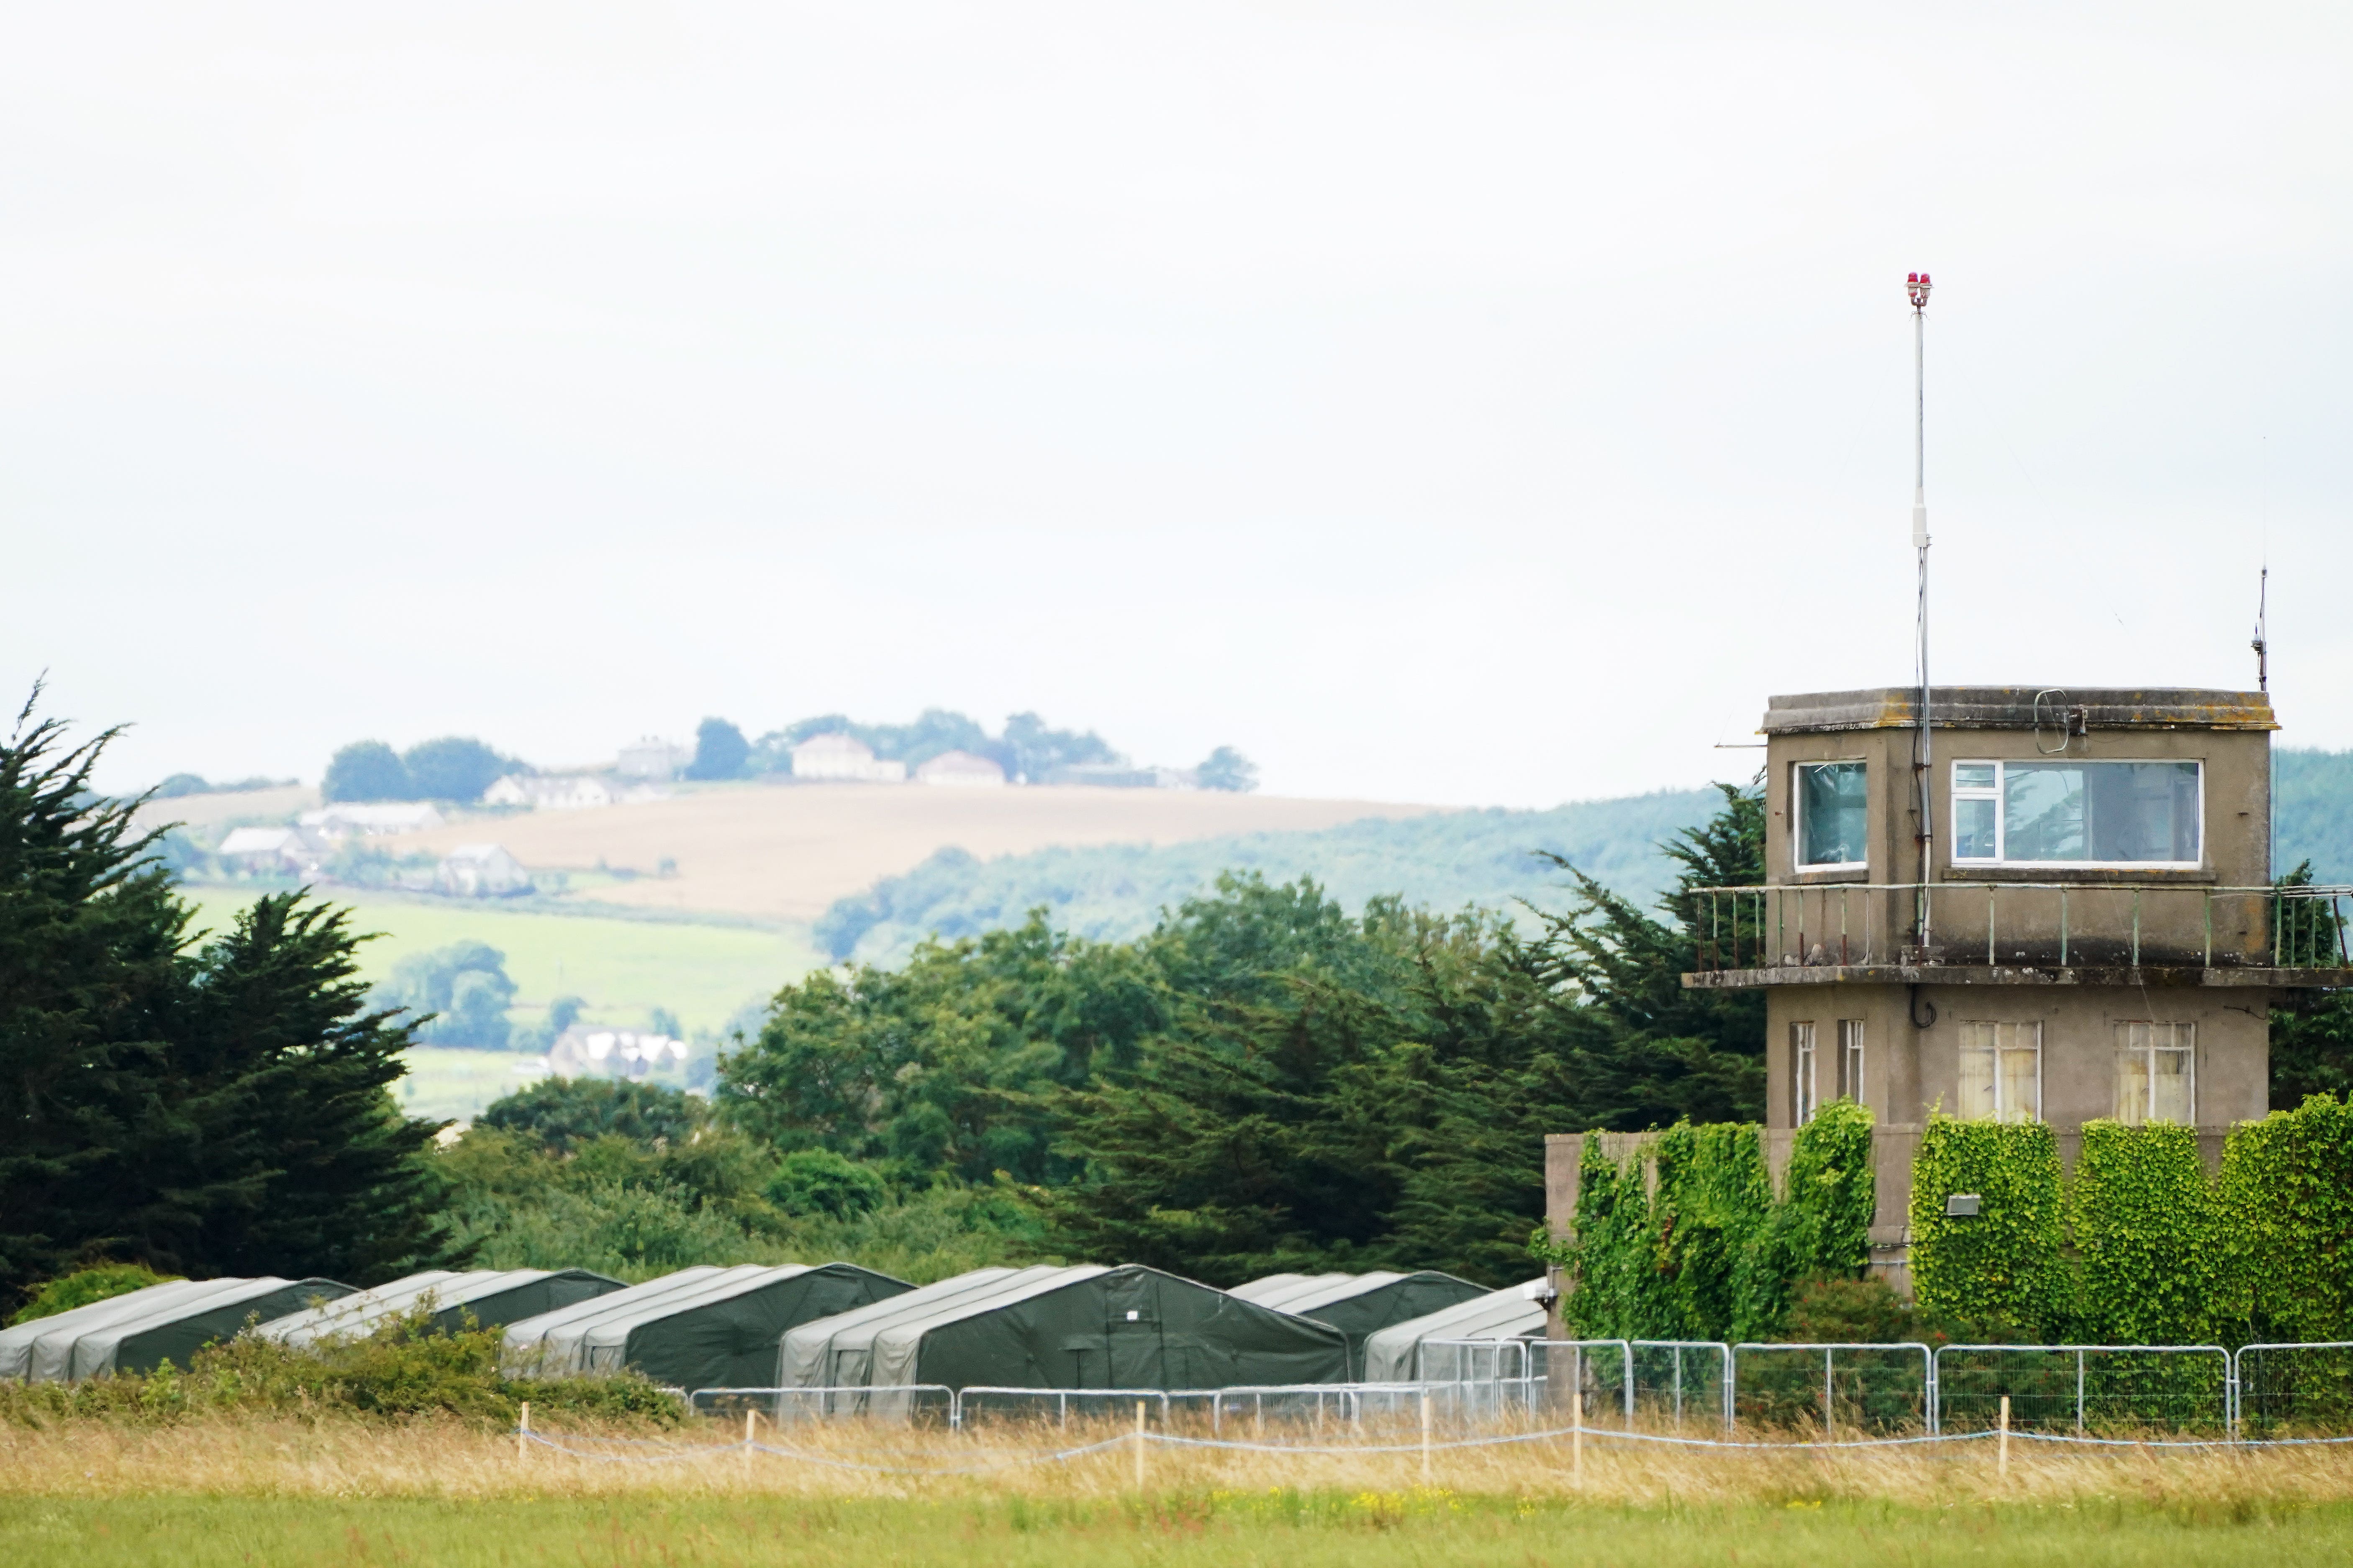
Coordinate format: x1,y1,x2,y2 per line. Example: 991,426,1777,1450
815,787,1727,965
816,747,2353,967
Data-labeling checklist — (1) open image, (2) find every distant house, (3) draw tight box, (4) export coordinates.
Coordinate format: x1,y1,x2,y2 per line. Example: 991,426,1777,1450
215,826,329,876
298,802,446,837
434,843,533,897
482,774,616,810
915,750,1007,788
547,1026,690,1081
616,738,689,780
790,733,908,784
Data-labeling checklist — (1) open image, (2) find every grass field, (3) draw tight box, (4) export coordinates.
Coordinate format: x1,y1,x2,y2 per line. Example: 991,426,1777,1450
5,1420,2352,1566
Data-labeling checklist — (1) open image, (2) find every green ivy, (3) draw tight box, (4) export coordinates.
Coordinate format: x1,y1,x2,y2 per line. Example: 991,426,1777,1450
1538,1104,1876,1343
2070,1120,2217,1345
2217,1094,2353,1343
1908,1115,2071,1339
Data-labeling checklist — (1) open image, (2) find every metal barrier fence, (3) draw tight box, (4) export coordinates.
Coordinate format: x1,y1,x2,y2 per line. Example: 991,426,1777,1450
1934,1345,2231,1437
676,1341,2353,1439
2233,1343,2353,1437
1732,1342,1934,1435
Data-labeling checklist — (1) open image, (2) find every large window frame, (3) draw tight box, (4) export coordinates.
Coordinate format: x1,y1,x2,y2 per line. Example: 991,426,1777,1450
1836,1019,1865,1108
1791,1021,1818,1125
1958,1021,2043,1123
2114,1020,2195,1126
1949,758,2204,870
1794,760,1869,873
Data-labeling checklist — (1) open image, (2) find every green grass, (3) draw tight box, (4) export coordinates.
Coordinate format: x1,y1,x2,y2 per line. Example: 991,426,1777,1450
7,1494,2349,1566
178,889,821,1038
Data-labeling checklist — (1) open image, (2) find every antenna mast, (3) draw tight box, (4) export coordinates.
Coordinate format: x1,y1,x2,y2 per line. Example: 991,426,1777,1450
2253,565,2269,693
1909,271,1934,956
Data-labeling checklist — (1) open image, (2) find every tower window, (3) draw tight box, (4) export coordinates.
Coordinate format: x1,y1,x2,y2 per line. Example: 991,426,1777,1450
1796,762,1868,870
2114,1020,2195,1125
1959,1021,2042,1122
1950,760,2202,867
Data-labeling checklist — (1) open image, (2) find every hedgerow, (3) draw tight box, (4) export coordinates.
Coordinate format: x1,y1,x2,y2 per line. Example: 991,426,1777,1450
1906,1115,2071,1339
2070,1120,2219,1345
2216,1094,2353,1343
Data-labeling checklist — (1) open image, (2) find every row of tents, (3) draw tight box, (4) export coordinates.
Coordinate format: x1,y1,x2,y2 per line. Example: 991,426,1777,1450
1,1261,1551,1395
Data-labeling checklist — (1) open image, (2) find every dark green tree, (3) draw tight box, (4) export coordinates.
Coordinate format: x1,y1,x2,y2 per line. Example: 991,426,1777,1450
1,696,455,1299
478,1078,705,1153
371,940,516,1049
686,718,750,781
322,740,412,802
402,736,516,802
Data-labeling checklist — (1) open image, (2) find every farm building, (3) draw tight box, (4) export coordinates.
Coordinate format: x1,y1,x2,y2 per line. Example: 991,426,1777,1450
298,802,444,836
501,1263,910,1391
789,733,907,783
1361,1280,1550,1382
616,738,689,780
214,826,329,876
482,774,616,810
913,750,1006,787
257,1269,622,1347
861,1264,1349,1412
434,843,533,897
1227,1271,1489,1378
779,1267,1075,1399
0,1276,356,1383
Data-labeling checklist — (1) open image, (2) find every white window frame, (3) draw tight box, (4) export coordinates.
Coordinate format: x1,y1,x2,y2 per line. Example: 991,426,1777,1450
1794,760,1869,872
1836,1019,1865,1107
1958,1020,2044,1123
1948,758,2204,870
1791,1021,1818,1125
2113,1020,2196,1126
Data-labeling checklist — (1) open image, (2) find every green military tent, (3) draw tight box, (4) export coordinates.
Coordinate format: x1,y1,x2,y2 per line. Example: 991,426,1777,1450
1,1277,352,1383
866,1264,1349,1407
501,1263,909,1392
257,1268,622,1347
777,1266,1029,1393
1228,1271,1488,1379
1362,1279,1548,1382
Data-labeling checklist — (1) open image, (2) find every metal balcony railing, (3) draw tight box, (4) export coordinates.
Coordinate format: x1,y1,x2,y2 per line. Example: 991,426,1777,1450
1682,882,2352,973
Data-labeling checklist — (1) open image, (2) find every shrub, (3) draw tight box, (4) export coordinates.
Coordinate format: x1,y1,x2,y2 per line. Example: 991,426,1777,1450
7,1263,181,1327
2071,1120,2220,1345
1907,1115,2071,1340
767,1149,889,1220
2217,1093,2353,1343
480,1079,705,1153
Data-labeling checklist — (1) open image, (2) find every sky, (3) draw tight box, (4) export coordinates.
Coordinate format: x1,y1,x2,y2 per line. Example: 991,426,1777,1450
7,2,2351,808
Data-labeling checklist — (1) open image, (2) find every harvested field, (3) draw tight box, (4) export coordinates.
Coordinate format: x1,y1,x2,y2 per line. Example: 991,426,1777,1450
377,783,1445,923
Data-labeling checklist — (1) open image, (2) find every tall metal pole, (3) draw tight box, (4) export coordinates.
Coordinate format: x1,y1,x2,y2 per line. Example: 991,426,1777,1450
1908,272,1934,955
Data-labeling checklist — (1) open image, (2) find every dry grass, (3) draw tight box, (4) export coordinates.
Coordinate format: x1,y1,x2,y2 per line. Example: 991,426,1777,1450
5,1410,2351,1509
377,782,1442,922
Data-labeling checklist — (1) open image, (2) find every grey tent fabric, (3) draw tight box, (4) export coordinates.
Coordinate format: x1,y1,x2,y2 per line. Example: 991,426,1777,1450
777,1267,1023,1392
1225,1273,1355,1308
866,1264,1349,1409
1254,1271,1489,1379
505,1263,910,1391
0,1280,223,1382
1361,1280,1549,1382
257,1269,622,1346
67,1277,353,1381
501,1266,733,1376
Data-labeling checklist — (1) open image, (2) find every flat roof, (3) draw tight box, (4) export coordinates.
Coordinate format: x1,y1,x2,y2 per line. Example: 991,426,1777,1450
1763,687,2276,735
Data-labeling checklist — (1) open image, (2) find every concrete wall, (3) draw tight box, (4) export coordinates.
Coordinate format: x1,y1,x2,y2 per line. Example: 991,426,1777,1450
1761,981,2267,1133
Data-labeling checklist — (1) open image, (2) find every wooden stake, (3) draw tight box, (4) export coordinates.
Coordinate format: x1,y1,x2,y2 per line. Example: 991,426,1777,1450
1571,1385,1583,1484
1420,1389,1432,1484
517,1401,530,1466
744,1409,757,1482
1134,1400,1147,1490
1998,1395,2010,1479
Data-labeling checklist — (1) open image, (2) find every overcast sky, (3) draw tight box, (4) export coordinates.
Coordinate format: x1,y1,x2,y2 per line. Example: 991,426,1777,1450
8,2,2350,807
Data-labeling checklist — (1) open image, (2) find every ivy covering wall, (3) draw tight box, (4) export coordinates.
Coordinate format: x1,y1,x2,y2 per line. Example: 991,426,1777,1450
1906,1095,2353,1347
1547,1101,1876,1342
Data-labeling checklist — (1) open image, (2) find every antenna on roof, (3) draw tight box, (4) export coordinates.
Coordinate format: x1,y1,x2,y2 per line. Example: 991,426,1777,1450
1908,271,1935,955
2252,564,2269,694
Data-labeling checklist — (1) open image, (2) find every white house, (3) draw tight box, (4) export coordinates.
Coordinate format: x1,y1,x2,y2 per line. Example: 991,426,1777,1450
298,802,446,837
789,732,907,783
616,738,689,780
482,774,616,810
547,1026,690,1081
914,749,1007,787
215,826,329,876
434,843,533,897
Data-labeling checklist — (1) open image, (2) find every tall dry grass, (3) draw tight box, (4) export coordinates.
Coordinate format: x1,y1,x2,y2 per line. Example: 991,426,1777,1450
7,1410,2353,1511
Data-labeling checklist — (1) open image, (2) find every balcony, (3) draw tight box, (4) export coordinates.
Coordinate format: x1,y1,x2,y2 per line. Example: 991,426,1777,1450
1678,881,2352,989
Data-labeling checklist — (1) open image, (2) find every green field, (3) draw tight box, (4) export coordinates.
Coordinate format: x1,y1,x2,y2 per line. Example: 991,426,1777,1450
5,1494,2346,1567
179,889,822,1120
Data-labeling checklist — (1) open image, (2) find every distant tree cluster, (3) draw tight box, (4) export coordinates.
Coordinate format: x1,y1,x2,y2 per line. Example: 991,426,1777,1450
150,773,293,799
322,736,525,803
681,707,1257,791
370,940,518,1049
0,695,457,1303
